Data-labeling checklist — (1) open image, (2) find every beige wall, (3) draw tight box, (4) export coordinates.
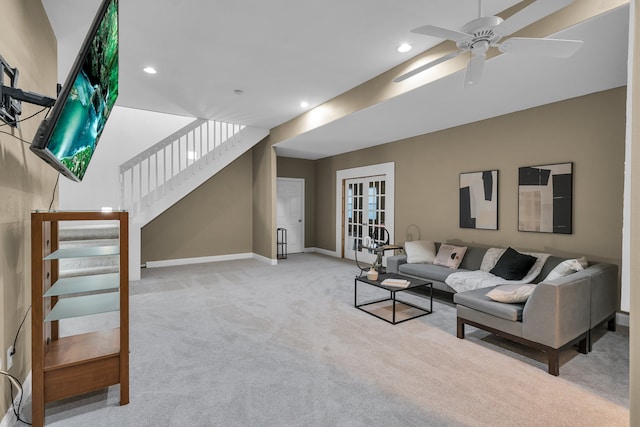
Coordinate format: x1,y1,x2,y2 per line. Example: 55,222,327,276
314,88,626,270
0,0,58,416
276,157,316,248
140,134,278,264
252,136,276,259
141,150,254,262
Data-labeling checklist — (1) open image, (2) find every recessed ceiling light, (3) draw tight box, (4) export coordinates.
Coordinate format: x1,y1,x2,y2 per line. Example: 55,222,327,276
300,101,309,108
143,66,157,74
397,43,412,53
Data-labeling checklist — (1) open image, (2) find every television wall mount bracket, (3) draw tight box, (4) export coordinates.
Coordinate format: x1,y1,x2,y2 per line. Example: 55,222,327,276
0,55,56,129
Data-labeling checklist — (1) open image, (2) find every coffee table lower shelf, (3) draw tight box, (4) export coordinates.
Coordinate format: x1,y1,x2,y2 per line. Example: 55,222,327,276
354,274,433,325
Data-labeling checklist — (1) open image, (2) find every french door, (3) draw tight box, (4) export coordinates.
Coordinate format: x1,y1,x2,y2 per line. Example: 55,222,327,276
344,175,388,264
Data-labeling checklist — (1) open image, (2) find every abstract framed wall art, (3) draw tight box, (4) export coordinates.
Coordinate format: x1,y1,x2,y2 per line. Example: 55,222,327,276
459,170,498,230
518,162,573,234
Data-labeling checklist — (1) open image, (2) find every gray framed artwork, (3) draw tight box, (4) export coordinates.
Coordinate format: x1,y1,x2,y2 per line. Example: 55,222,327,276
459,170,498,230
518,162,573,234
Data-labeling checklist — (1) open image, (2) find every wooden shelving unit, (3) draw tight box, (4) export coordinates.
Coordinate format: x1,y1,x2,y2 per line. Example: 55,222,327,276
31,211,129,427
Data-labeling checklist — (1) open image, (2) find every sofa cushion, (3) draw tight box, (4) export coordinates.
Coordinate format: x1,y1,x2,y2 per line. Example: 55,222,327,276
404,240,436,264
399,263,465,283
454,287,525,321
458,246,489,271
486,284,535,303
490,247,537,280
433,244,467,269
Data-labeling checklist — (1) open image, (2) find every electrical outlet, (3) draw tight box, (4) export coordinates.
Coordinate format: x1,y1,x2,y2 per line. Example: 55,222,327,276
7,346,14,370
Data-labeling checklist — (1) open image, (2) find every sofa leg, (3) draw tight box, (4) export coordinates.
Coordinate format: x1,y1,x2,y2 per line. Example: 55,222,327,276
547,349,560,376
578,336,588,355
457,317,465,339
608,316,617,332
587,329,592,353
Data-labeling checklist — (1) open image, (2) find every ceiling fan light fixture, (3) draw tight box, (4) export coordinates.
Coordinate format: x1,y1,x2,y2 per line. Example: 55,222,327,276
395,0,581,84
397,43,412,53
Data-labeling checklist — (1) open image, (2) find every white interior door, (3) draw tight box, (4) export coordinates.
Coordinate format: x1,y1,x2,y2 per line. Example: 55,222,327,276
343,175,388,264
277,178,304,254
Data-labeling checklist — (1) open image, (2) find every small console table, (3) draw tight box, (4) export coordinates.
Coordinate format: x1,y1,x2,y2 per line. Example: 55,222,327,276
354,273,433,324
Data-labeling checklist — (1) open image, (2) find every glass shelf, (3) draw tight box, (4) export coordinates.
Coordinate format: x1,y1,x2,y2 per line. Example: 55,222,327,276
45,293,119,322
44,273,120,297
44,245,120,260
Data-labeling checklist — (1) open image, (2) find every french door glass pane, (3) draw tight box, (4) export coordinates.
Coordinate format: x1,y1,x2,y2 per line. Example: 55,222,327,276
344,176,388,260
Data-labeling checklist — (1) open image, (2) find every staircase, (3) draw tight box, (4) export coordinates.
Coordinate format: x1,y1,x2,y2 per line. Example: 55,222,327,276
119,118,269,280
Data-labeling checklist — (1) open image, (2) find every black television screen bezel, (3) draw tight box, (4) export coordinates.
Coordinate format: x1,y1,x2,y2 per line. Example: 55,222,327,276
31,0,118,182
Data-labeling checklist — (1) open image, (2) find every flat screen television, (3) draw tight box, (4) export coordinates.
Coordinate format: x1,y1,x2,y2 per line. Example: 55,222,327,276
31,0,118,182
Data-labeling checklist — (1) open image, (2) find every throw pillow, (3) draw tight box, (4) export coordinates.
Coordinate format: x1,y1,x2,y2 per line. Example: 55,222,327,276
404,240,436,264
486,284,535,303
433,244,467,269
480,248,506,271
490,247,537,280
544,257,589,281
518,252,551,283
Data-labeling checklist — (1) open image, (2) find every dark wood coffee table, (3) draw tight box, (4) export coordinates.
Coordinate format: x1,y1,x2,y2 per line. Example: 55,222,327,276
354,272,433,324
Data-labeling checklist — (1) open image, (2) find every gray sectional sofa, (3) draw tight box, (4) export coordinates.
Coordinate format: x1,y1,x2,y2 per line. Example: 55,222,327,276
387,243,618,375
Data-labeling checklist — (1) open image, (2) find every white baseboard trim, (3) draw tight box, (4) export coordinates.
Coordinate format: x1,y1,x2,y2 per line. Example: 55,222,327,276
145,249,345,269
616,312,629,328
253,253,277,265
145,253,255,269
304,247,339,258
1,371,31,427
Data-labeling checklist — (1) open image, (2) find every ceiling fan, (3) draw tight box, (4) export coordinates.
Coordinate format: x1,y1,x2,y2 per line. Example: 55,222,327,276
394,0,583,85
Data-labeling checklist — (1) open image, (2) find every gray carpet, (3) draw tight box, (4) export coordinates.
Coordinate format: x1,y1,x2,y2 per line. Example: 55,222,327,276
20,254,629,426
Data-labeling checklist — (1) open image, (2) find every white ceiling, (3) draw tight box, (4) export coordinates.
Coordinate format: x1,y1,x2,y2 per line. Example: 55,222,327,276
42,0,629,160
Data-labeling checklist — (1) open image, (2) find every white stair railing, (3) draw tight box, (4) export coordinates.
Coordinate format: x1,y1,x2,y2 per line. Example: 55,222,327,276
119,118,245,218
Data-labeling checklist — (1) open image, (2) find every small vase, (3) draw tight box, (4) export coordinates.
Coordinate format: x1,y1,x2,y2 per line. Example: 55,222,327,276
367,268,378,281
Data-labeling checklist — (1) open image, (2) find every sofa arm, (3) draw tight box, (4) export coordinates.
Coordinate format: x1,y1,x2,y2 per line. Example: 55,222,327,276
522,273,591,349
584,263,618,328
387,254,407,274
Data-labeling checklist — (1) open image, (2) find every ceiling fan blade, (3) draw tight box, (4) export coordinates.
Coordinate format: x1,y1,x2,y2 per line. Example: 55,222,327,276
464,53,485,86
393,51,463,83
494,0,575,37
411,25,471,43
499,37,583,57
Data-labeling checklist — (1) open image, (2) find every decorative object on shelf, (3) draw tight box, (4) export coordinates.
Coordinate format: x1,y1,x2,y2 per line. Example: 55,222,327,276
405,224,421,242
354,225,403,275
459,170,498,230
518,162,573,234
381,278,411,288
